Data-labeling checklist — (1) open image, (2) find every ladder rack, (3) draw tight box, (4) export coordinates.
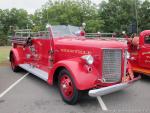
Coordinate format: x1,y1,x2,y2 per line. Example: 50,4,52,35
10,29,36,44
10,29,50,44
85,32,127,43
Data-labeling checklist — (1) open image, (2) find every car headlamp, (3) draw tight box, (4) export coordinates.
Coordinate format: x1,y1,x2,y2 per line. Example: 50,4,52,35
81,55,94,65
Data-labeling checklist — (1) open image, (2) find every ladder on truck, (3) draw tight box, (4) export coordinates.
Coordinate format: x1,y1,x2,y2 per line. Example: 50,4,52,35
10,29,37,45
86,32,127,43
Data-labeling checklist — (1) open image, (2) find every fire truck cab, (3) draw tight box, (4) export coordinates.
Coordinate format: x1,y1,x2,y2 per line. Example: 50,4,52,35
10,25,140,104
127,30,150,76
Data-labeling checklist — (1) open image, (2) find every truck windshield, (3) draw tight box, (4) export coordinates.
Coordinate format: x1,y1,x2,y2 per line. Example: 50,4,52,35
145,35,150,44
68,25,81,34
51,25,80,37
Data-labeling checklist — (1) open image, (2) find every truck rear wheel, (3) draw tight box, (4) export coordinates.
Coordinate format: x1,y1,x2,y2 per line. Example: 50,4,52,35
10,54,20,72
58,69,80,105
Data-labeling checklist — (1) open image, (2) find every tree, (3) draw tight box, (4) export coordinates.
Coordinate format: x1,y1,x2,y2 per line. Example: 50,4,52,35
138,0,150,31
32,0,104,32
0,0,149,46
98,0,142,33
0,8,32,45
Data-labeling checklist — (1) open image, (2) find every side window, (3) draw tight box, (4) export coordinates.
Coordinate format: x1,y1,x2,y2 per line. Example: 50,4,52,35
145,35,150,44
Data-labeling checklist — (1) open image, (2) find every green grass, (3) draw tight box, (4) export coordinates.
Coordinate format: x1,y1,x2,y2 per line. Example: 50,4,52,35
0,46,11,63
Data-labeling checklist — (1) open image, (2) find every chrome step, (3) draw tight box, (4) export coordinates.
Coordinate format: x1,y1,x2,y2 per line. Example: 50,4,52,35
19,64,48,81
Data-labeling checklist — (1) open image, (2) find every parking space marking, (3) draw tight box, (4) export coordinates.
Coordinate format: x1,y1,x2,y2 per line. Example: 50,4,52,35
0,73,29,98
97,96,108,111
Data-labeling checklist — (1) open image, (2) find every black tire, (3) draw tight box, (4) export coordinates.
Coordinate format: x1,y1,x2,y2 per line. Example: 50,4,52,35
141,74,150,79
10,54,20,72
58,69,80,105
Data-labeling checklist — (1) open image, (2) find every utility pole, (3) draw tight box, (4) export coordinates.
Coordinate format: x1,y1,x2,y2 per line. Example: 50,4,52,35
135,0,138,34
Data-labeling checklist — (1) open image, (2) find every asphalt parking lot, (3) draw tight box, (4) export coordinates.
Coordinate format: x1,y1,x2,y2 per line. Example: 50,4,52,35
0,65,150,113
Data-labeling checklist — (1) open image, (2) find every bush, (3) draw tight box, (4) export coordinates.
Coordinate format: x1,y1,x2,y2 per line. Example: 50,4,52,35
0,35,10,46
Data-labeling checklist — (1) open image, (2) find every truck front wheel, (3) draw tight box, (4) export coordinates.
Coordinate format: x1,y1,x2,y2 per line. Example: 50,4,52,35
10,54,20,72
58,69,80,105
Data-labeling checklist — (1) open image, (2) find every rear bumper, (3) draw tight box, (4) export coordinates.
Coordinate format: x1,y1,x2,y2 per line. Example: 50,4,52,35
88,76,141,97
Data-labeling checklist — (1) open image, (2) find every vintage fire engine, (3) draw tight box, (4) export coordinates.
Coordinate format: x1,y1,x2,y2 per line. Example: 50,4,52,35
10,25,140,104
127,30,150,76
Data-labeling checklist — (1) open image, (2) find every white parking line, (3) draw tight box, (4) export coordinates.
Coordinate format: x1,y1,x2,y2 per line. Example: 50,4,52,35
97,96,108,111
0,73,29,98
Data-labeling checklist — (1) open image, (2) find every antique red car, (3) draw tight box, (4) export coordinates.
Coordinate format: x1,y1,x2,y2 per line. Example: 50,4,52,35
10,25,140,104
127,30,150,76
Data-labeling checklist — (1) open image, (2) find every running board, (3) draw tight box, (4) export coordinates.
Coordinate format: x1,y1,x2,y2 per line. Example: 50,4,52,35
19,64,48,81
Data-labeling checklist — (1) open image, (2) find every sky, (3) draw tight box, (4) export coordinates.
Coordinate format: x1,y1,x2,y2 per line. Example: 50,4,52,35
0,0,101,14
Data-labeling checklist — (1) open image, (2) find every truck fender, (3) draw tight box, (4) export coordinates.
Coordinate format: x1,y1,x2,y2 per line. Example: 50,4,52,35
10,48,23,65
49,58,99,90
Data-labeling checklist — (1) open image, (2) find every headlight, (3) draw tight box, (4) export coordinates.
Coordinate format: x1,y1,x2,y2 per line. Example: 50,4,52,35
81,55,94,65
126,51,130,59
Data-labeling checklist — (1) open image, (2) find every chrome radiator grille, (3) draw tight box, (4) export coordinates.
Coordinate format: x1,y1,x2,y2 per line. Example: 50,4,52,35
102,49,122,83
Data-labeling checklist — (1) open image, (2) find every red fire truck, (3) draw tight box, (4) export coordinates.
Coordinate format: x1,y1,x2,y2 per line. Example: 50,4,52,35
127,30,150,76
10,25,140,104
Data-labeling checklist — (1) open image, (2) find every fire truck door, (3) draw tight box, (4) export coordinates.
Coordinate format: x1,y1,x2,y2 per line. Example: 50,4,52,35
139,34,150,68
29,39,43,64
37,39,50,66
